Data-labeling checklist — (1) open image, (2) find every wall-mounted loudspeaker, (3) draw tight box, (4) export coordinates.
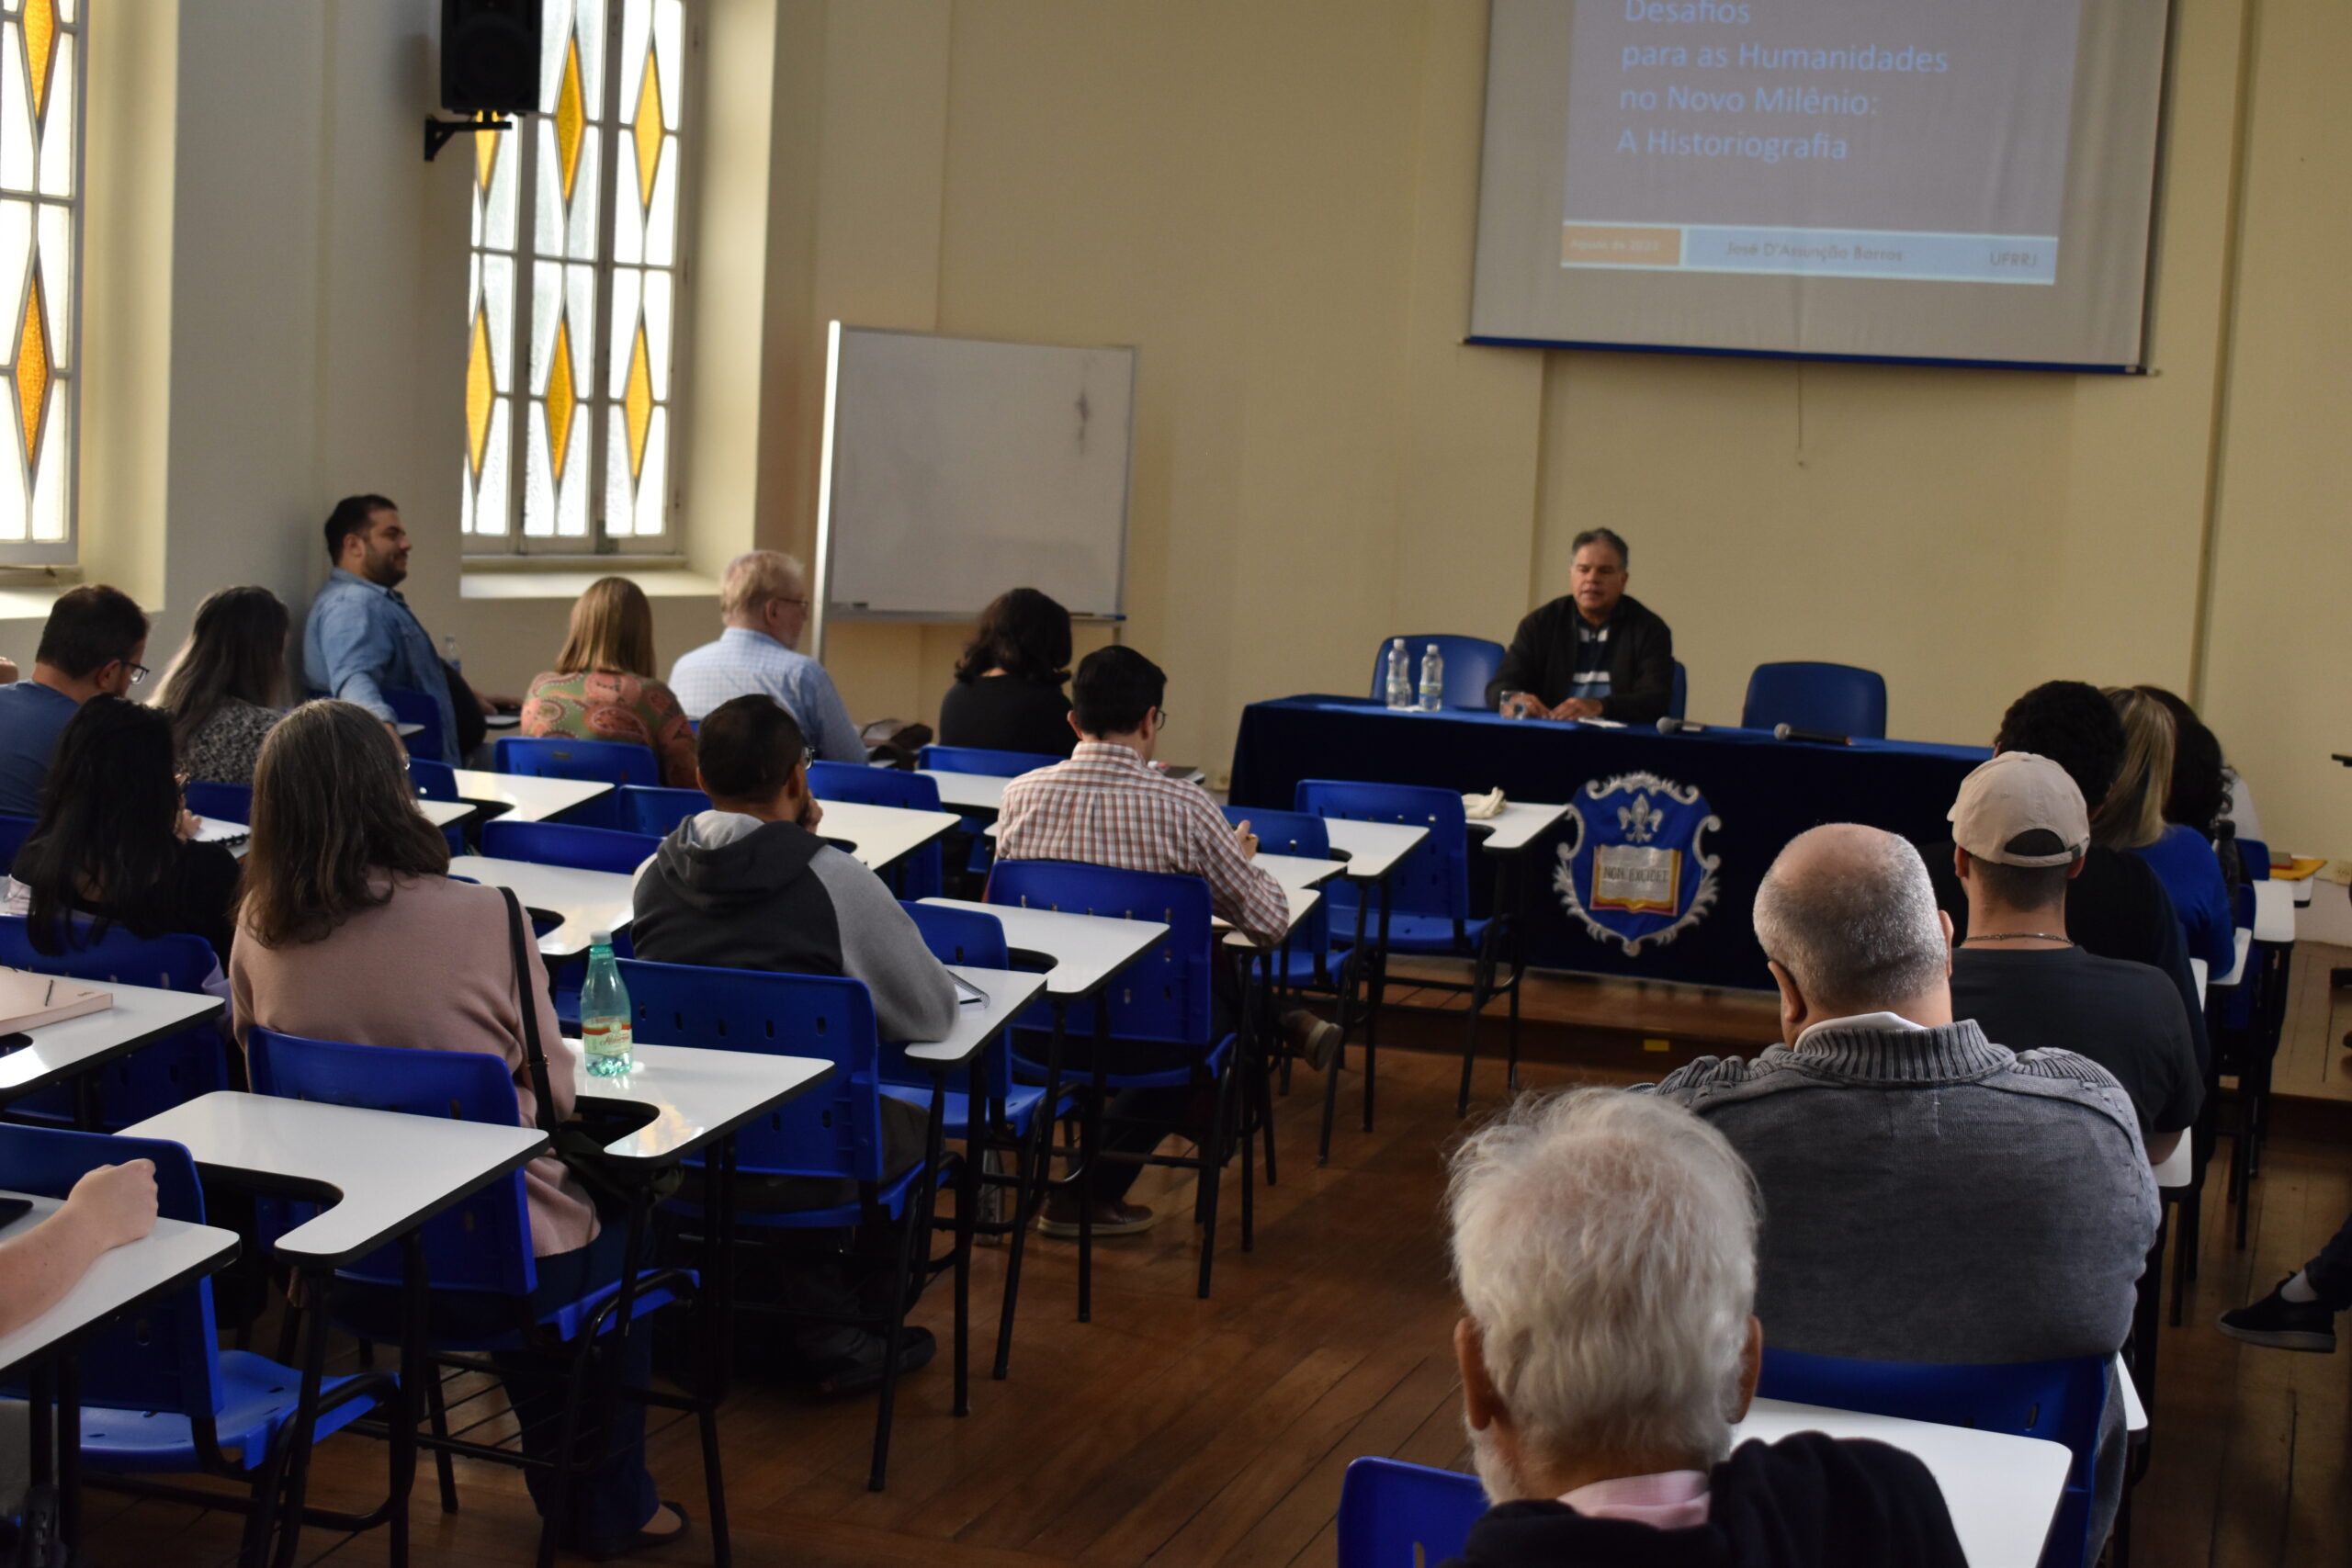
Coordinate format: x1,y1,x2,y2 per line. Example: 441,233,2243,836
441,0,542,116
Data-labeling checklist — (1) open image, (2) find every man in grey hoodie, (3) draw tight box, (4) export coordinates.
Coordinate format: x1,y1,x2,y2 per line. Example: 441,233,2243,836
631,694,958,1393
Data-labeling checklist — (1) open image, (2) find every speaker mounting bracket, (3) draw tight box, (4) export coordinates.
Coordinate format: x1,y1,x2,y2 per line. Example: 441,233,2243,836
424,110,518,164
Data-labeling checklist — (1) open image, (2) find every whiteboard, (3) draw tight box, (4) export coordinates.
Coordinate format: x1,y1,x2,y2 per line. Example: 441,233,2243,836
815,324,1134,626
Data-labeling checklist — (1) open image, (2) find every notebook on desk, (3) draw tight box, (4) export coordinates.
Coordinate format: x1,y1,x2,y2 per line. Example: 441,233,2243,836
0,968,113,1033
953,975,989,1007
190,816,248,849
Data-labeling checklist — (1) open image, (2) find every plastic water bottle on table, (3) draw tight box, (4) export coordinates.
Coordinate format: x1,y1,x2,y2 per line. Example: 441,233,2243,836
1385,637,1412,709
1418,643,1445,711
580,931,634,1077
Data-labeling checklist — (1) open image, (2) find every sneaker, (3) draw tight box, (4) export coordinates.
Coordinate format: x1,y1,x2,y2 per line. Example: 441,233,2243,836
2217,1279,2338,1353
1037,1197,1158,1239
808,1326,938,1397
1283,1009,1343,1072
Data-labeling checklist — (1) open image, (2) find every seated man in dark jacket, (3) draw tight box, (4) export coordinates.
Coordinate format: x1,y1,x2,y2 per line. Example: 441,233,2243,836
1485,527,1675,723
1443,1089,1963,1568
630,693,957,1394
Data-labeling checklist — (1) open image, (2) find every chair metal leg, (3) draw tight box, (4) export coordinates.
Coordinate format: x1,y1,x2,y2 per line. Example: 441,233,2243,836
423,1368,458,1514
868,1186,928,1491
1196,1048,1236,1300
993,1003,1068,1379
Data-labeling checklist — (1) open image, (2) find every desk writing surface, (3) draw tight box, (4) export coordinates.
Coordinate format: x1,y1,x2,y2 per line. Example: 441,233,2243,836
0,1197,240,1377
0,983,224,1100
448,770,616,824
448,854,637,960
919,770,1010,813
2252,878,2295,943
122,1092,548,1266
899,966,1049,1068
1469,800,1569,853
1321,819,1428,882
1732,1398,2069,1568
1254,852,1346,892
1216,886,1319,947
918,898,1164,998
816,799,963,873
571,1042,831,1164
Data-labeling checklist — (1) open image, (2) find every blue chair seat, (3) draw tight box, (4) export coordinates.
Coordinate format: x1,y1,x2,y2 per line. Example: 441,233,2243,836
878,1081,1068,1141
662,1158,933,1234
430,1274,692,1353
1012,1034,1235,1094
76,1352,382,1473
1341,912,1490,955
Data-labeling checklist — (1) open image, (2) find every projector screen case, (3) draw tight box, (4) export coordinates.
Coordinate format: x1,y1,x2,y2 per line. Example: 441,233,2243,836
1469,0,2172,369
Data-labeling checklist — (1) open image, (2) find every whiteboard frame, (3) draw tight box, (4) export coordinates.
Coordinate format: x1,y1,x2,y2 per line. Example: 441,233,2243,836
812,321,1136,658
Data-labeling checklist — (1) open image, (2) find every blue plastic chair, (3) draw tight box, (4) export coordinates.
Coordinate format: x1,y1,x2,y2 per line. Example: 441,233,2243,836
808,761,946,898
1740,661,1888,739
0,811,35,869
384,685,447,763
1366,636,1505,710
481,818,661,877
1336,1456,1487,1568
495,735,661,788
0,1125,394,1560
1758,1347,2108,1568
1670,660,1689,721
182,781,253,824
0,915,228,1130
984,861,1250,1301
405,758,469,852
243,1028,716,1553
1295,780,1515,1117
917,744,1063,779
615,960,952,1491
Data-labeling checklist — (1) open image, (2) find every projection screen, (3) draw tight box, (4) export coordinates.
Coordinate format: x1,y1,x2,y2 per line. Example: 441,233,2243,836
1470,0,2173,369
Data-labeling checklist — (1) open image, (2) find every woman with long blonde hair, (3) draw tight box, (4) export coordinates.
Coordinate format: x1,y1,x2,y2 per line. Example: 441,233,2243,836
520,575,696,785
2103,685,2233,976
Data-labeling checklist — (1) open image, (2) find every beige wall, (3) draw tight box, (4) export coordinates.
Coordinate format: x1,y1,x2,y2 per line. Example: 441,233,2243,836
19,0,2347,855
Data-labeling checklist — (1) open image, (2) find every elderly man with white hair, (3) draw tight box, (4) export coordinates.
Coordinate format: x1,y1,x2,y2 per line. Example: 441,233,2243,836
1445,1089,1964,1566
1648,823,2158,1551
669,549,866,761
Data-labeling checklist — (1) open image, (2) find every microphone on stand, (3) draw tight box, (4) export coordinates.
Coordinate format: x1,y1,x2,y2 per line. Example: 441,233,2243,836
1773,723,1852,746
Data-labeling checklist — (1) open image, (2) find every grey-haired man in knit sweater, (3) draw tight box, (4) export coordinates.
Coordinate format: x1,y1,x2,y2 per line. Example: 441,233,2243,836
1647,823,2157,1552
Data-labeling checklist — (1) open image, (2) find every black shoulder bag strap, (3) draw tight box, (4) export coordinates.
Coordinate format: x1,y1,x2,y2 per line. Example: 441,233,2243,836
499,886,562,1136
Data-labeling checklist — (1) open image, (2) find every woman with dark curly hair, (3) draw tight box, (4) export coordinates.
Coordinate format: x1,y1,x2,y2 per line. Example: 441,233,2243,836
936,587,1078,758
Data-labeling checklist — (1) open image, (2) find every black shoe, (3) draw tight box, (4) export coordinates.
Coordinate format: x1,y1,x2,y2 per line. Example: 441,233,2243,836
578,1501,691,1561
2217,1279,2338,1352
808,1325,937,1397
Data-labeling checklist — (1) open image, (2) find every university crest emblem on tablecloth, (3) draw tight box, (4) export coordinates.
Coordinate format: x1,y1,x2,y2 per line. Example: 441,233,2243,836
1552,772,1722,954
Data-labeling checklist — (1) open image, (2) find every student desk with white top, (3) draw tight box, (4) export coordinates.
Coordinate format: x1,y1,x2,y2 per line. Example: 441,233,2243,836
919,769,1010,816
449,854,637,961
0,1194,242,1554
1313,819,1430,1160
121,1091,551,1566
816,799,964,886
916,897,1166,1337
1732,1398,2073,1568
449,769,616,825
0,981,224,1123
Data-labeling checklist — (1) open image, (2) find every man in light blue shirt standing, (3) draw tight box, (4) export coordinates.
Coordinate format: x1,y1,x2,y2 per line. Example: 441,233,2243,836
669,550,865,763
303,494,488,762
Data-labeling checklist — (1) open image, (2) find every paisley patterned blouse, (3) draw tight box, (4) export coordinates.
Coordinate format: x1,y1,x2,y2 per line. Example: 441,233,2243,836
520,670,697,788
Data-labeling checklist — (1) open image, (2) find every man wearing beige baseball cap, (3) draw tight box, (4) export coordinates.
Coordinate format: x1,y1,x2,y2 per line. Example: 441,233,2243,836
1946,751,2201,1166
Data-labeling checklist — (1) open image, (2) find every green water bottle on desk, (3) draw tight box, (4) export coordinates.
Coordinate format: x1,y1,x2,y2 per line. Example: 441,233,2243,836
580,931,634,1077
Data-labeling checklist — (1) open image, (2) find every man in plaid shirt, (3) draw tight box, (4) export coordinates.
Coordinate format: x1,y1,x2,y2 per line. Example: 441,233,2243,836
996,646,1339,1236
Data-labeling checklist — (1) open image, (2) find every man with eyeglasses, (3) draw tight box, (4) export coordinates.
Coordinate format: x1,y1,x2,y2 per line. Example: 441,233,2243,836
0,583,149,816
668,549,866,762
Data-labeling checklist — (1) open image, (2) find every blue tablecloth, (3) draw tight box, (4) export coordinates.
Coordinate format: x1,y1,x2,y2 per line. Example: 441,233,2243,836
1227,695,1989,989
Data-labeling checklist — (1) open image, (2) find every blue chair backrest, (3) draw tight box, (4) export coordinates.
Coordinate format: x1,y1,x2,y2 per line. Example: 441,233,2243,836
408,759,461,801
1335,1456,1487,1568
918,744,1063,779
884,902,1014,1099
0,813,35,870
0,1126,223,1418
986,862,1216,1047
183,781,253,825
2236,837,2270,882
1295,779,1472,928
245,1029,537,1296
0,917,226,1126
1366,636,1504,710
616,960,888,1183
495,735,660,788
1758,1347,2106,1568
481,818,661,876
808,762,945,897
385,686,446,763
1741,661,1888,739
613,784,712,838
1221,806,1333,953
1669,660,1688,720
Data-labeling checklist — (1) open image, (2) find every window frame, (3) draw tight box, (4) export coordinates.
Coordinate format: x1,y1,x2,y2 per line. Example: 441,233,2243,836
462,0,697,559
0,0,85,569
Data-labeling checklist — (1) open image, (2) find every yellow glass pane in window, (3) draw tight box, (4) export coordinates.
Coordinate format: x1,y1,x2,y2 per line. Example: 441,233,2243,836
21,0,48,121
622,320,652,479
474,126,499,193
465,308,494,477
546,319,577,479
12,266,43,461
630,51,662,210
554,34,585,205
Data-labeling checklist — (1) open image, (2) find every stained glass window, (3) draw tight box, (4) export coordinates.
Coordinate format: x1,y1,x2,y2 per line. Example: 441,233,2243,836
465,0,688,552
0,0,80,564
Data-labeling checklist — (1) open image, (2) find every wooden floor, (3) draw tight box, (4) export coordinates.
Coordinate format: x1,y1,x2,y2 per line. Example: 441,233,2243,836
74,1021,2352,1568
